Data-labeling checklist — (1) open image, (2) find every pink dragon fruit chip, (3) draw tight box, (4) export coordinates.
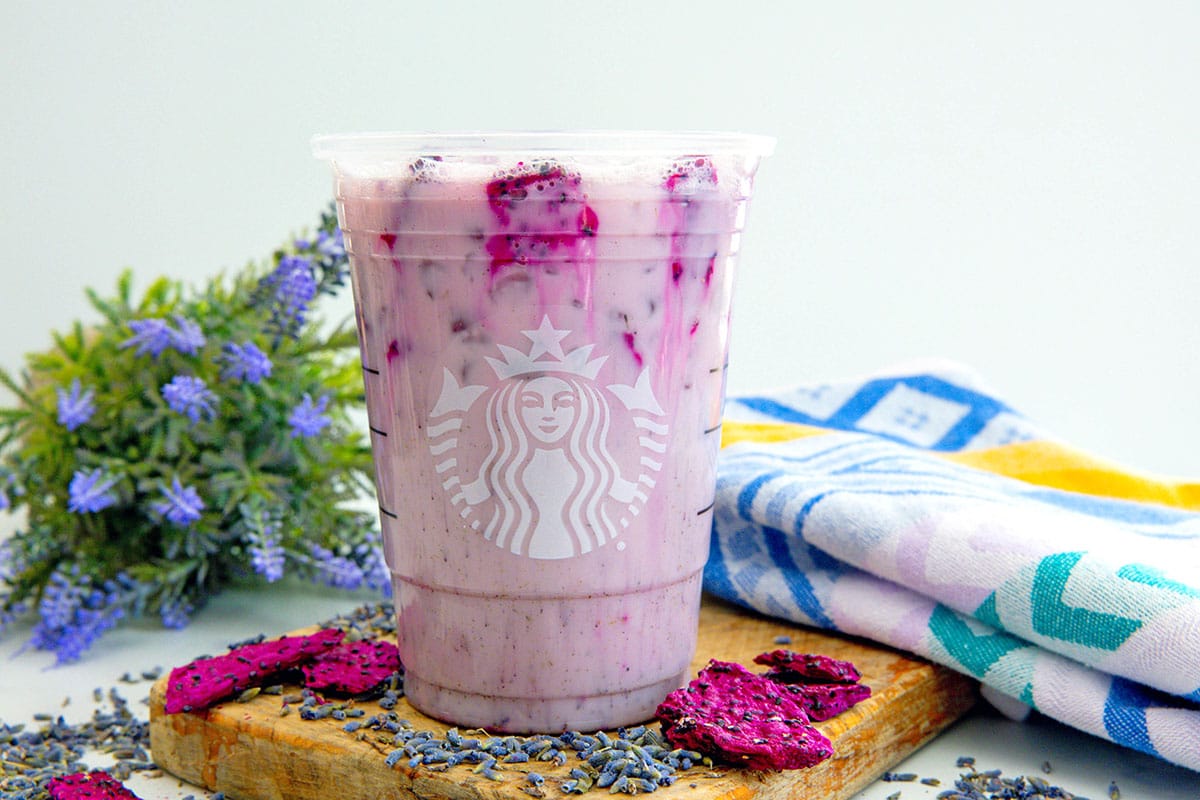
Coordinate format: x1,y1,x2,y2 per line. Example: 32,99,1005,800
47,771,141,800
656,660,833,771
753,649,862,684
302,638,401,694
164,628,344,714
777,681,873,722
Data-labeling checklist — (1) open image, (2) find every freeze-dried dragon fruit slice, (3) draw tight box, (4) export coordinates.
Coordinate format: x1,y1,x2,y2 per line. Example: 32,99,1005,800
753,649,862,684
164,628,344,713
302,638,401,694
656,660,832,771
47,770,141,800
777,681,873,722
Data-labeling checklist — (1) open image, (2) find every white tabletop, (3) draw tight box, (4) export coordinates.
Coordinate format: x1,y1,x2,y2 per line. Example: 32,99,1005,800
1,578,1195,800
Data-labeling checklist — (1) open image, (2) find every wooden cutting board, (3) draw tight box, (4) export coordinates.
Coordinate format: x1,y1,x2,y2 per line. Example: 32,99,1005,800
149,596,977,800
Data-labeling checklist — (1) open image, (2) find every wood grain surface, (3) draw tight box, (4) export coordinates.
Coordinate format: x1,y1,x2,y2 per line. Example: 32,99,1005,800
149,596,977,800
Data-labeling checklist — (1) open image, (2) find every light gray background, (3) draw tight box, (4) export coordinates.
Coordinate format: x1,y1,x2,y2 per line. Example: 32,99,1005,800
1,0,1196,476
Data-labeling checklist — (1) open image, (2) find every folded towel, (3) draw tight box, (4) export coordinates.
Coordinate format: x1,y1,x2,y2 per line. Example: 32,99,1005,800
706,362,1200,772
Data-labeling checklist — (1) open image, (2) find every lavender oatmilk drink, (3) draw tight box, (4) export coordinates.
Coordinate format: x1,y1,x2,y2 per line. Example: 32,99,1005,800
313,131,773,731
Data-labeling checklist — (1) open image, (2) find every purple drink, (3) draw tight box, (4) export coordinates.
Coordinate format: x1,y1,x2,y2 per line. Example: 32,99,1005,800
313,132,773,731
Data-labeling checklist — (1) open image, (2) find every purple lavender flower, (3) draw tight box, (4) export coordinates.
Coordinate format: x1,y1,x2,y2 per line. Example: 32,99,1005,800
306,542,364,590
122,315,207,358
153,476,204,527
288,393,332,438
67,469,118,514
28,567,128,664
159,597,194,630
161,375,218,424
0,485,9,512
121,317,174,357
56,378,97,432
259,255,317,338
248,521,286,582
356,542,392,597
316,228,346,260
167,314,206,356
220,341,273,384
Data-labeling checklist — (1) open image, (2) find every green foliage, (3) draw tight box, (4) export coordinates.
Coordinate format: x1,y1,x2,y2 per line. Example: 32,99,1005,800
0,210,387,662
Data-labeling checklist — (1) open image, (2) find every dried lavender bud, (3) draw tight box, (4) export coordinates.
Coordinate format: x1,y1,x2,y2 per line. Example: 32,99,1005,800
883,772,919,782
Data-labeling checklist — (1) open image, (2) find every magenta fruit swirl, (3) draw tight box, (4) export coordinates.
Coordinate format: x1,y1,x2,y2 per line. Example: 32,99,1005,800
319,132,772,732
164,628,344,714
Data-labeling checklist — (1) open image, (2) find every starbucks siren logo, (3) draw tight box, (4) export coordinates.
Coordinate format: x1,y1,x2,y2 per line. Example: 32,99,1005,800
427,316,666,559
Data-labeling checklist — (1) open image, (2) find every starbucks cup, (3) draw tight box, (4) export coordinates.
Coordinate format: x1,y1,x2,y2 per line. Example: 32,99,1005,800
313,131,774,732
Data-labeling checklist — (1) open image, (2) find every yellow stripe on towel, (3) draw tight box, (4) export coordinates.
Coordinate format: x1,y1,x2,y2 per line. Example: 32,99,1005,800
943,440,1200,511
721,420,829,448
721,419,1200,511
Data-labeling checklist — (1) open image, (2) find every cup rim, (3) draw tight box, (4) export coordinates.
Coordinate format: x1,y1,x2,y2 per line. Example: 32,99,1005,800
311,130,776,159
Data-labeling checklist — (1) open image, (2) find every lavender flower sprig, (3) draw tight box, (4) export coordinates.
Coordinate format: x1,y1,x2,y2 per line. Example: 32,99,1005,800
67,469,119,513
162,375,218,425
288,393,332,438
152,476,205,526
221,341,272,384
26,566,135,665
0,207,387,663
56,379,96,431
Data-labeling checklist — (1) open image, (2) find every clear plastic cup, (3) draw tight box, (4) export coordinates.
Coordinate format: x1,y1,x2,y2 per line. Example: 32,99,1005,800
313,131,774,732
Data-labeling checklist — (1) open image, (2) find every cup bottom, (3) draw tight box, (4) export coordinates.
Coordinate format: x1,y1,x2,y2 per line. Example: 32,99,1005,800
404,670,688,733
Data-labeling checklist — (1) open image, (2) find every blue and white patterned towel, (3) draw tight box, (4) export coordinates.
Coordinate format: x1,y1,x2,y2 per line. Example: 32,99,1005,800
706,363,1200,772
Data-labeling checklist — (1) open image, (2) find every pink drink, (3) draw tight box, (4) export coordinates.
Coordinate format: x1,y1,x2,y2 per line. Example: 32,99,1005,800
313,132,772,732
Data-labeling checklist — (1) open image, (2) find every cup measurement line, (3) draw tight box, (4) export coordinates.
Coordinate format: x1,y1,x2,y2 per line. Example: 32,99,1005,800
696,500,716,516
362,363,380,376
709,362,730,374
369,425,388,437
378,504,398,520
704,422,723,435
